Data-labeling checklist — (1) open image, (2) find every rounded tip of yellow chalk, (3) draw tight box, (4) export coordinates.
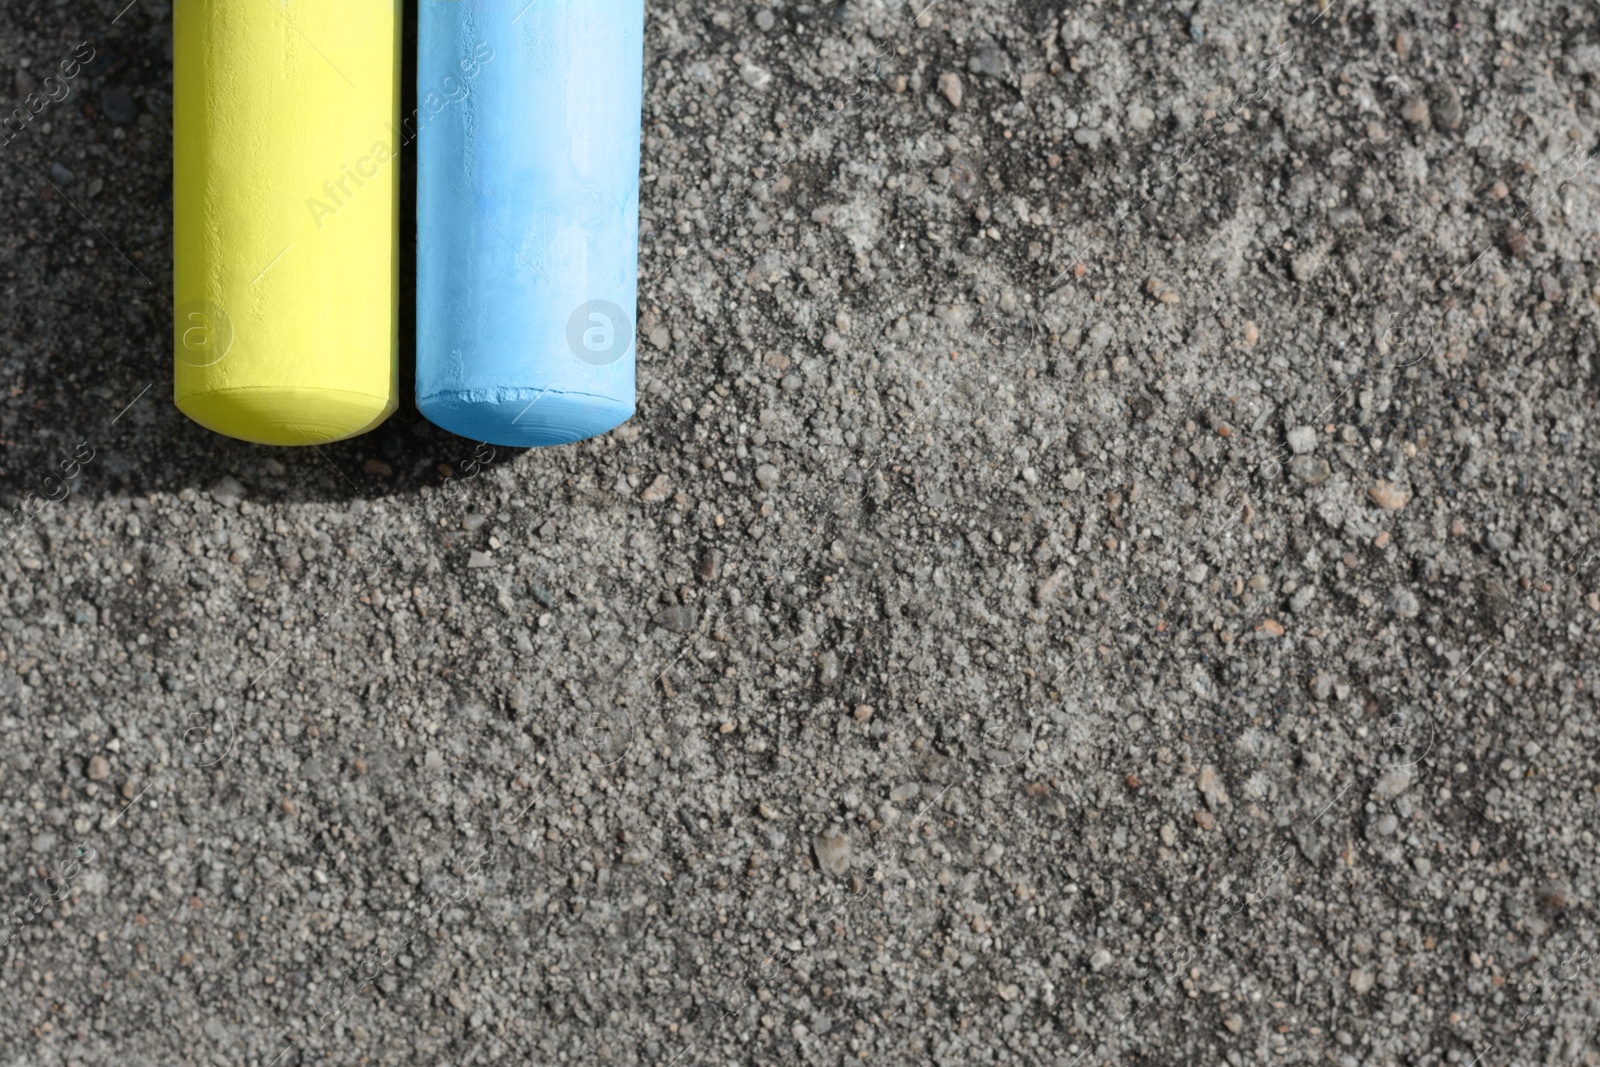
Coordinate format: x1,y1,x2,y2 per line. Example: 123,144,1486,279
177,386,397,446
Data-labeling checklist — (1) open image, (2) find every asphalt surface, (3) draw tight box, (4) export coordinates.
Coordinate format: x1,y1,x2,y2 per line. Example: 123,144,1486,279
3,0,1600,1064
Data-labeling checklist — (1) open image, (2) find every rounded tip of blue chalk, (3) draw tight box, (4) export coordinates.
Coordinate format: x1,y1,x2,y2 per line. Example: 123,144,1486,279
419,387,634,448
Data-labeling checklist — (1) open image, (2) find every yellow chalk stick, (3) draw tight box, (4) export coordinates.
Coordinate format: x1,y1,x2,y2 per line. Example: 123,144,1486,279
174,1,401,446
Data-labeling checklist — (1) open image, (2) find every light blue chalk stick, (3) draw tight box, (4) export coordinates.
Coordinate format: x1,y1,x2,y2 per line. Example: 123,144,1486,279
417,0,644,447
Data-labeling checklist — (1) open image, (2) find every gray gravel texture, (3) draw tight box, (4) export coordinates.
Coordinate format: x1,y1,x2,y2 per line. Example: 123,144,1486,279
3,0,1600,1064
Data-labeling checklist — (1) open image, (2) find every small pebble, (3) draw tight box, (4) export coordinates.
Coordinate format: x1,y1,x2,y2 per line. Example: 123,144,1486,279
87,756,110,781
1368,481,1410,511
813,827,851,876
209,476,245,507
740,63,772,91
1290,456,1331,485
50,162,75,184
652,605,698,634
938,72,963,108
1374,767,1413,800
1430,83,1463,132
1504,226,1531,259
698,548,721,582
1197,765,1229,809
967,51,1003,78
1034,566,1069,606
640,474,672,502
